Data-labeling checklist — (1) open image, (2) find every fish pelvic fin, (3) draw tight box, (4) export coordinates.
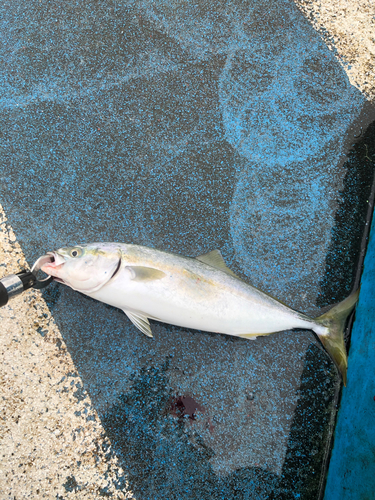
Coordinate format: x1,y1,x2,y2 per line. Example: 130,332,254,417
123,310,153,338
314,289,359,386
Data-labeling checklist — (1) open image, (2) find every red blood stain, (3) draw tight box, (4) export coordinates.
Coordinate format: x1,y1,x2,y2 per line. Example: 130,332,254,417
170,395,215,433
170,396,215,434
170,395,204,421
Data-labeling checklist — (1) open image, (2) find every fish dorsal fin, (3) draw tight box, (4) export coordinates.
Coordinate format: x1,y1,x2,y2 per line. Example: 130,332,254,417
196,250,239,279
124,310,153,337
125,266,166,282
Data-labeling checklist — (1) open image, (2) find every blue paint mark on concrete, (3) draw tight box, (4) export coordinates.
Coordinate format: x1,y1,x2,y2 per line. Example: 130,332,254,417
217,3,365,311
221,42,361,165
324,205,375,500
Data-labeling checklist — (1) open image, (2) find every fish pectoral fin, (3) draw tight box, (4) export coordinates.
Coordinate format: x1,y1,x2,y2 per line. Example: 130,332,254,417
124,310,153,338
236,333,259,340
125,266,166,282
196,249,240,279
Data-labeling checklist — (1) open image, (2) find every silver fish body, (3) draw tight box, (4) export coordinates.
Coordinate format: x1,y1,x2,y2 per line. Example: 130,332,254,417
87,244,324,337
41,242,359,384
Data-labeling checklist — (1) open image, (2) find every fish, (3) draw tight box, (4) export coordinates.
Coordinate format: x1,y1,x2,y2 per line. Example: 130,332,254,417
40,242,359,385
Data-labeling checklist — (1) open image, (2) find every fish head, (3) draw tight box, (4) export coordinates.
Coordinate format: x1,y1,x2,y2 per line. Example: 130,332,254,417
40,243,122,293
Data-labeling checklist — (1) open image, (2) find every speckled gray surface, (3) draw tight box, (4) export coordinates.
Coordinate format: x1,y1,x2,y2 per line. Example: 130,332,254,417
0,0,375,498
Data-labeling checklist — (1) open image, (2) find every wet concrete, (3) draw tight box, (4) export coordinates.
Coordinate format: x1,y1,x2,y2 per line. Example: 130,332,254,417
0,0,375,498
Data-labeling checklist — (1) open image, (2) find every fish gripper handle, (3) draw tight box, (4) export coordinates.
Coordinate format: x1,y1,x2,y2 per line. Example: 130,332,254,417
0,271,37,307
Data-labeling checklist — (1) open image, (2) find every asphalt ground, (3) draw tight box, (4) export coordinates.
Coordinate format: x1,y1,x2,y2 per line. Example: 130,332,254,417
0,1,374,498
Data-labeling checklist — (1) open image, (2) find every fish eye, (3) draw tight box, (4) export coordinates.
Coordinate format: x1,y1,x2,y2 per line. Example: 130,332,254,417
70,248,82,258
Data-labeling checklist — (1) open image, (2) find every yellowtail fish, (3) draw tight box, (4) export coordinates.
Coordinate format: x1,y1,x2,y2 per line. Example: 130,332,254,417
40,243,358,385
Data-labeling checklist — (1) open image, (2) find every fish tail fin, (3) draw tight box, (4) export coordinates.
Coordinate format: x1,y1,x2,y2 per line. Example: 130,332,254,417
314,290,359,386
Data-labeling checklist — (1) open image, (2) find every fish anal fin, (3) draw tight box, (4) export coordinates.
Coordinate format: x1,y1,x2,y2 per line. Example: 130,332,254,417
126,266,166,282
124,310,153,338
196,250,240,279
236,333,259,340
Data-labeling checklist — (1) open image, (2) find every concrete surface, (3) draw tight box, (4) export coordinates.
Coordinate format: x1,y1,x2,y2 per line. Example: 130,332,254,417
294,0,375,101
0,0,374,498
0,205,132,498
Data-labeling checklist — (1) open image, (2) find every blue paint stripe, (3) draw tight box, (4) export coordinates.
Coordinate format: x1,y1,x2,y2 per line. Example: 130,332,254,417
324,208,375,499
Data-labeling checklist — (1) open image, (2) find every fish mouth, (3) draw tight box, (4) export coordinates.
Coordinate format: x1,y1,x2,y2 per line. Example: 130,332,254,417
40,252,67,284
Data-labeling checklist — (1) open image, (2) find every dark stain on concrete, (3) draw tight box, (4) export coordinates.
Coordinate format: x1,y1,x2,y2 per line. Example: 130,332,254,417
170,394,205,422
102,360,280,500
98,346,340,499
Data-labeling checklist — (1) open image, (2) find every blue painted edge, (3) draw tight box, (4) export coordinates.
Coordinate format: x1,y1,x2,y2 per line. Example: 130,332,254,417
324,209,375,500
